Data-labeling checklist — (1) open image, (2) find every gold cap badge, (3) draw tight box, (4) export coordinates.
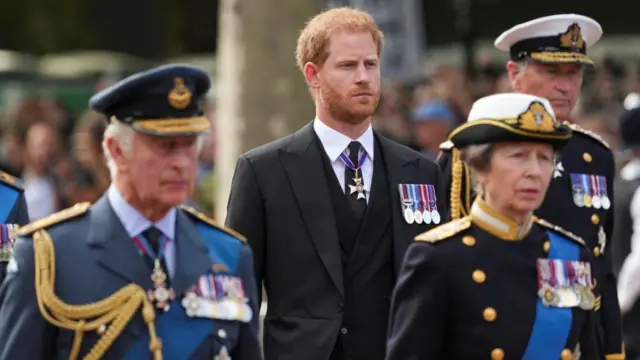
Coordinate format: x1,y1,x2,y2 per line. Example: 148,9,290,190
168,77,192,109
559,23,585,50
517,101,556,132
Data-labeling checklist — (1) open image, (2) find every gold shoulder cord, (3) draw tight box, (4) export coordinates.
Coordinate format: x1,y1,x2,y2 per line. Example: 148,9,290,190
32,229,163,360
450,148,463,220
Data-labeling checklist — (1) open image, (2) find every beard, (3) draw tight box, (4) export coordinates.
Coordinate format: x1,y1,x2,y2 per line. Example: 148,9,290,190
319,81,380,125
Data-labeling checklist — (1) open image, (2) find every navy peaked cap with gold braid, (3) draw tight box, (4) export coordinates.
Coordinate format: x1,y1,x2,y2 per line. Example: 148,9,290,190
89,64,211,136
494,14,602,66
449,93,572,150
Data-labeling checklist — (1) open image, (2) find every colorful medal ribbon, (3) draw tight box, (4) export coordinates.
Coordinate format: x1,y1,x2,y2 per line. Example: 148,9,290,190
598,175,611,210
581,174,592,208
133,233,175,311
410,184,423,224
419,184,432,224
590,175,602,209
427,184,441,224
570,174,584,207
398,184,414,224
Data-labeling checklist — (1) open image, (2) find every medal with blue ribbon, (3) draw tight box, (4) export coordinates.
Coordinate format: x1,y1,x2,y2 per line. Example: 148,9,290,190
398,184,414,224
339,147,368,200
418,184,432,224
410,185,423,224
427,185,441,224
598,175,611,209
569,174,584,207
133,233,175,311
581,174,592,208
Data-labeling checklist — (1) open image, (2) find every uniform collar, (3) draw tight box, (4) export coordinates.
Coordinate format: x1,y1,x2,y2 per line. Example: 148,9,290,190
470,197,533,241
107,184,176,240
313,117,375,163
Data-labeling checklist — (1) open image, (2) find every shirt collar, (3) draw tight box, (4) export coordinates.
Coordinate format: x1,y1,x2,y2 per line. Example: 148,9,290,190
470,197,533,241
313,117,375,163
107,184,176,240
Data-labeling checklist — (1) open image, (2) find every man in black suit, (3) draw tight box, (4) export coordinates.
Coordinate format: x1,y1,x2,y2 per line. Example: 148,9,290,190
225,7,446,360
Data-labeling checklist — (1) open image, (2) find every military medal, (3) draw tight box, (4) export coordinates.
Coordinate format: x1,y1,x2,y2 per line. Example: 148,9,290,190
411,185,423,224
183,273,253,322
581,174,592,208
398,184,415,224
215,346,231,360
590,175,601,209
340,146,368,200
570,174,584,207
599,176,611,210
598,226,606,255
579,286,596,310
427,185,441,224
133,232,174,312
419,184,432,224
0,224,18,262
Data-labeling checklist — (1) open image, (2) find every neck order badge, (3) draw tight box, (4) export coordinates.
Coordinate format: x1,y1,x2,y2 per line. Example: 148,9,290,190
339,146,368,200
132,233,175,311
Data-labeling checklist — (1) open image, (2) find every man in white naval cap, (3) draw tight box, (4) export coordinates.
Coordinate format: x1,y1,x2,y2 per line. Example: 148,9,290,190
437,14,624,360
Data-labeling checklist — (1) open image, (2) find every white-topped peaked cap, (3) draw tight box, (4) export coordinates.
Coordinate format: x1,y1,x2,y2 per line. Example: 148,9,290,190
449,93,572,149
494,14,603,65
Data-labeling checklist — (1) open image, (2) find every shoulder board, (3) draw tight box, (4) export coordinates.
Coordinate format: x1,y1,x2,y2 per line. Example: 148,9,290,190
179,205,246,243
0,170,23,191
415,216,471,243
439,140,455,151
18,202,91,237
563,121,610,149
534,217,586,246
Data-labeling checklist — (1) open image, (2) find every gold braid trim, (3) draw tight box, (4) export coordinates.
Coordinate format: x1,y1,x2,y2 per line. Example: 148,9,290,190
33,229,163,360
450,148,463,220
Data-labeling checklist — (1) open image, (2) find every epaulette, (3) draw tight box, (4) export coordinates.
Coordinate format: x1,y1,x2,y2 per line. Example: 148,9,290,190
439,140,455,151
415,216,471,243
534,217,586,246
563,121,610,149
0,170,23,191
179,205,246,243
18,202,91,237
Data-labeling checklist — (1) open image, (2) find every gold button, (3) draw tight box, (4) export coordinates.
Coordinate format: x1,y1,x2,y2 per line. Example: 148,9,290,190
591,214,600,225
583,152,592,162
543,241,550,252
491,348,505,360
561,348,572,360
472,270,486,283
594,247,601,257
483,307,497,322
462,235,476,246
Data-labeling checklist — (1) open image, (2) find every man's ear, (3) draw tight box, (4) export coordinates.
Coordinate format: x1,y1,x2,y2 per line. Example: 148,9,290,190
303,62,321,89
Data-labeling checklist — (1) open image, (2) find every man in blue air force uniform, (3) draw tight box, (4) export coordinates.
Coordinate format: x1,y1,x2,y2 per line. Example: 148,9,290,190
0,65,262,360
0,172,29,285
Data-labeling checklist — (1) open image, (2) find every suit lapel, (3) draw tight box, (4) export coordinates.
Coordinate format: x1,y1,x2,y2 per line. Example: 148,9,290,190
171,210,212,296
279,122,344,297
87,195,153,289
376,134,427,277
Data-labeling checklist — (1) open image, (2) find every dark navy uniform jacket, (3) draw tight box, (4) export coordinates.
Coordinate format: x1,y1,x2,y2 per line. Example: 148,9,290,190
0,195,262,360
437,123,624,359
0,171,30,286
387,198,601,360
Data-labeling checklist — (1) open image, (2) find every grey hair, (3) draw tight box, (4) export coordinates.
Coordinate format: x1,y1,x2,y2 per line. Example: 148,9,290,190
102,121,135,181
460,144,494,197
514,60,528,80
101,121,207,181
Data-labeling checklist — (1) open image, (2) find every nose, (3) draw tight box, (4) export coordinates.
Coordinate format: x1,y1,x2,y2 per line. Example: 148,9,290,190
525,155,544,177
354,63,370,85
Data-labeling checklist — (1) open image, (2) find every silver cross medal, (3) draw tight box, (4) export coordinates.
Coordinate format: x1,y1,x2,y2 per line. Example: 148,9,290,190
598,226,606,254
349,176,368,200
214,346,231,360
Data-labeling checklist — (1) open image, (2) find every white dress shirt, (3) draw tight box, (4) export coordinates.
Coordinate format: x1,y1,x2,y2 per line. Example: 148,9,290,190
617,159,640,313
313,118,375,203
107,184,177,278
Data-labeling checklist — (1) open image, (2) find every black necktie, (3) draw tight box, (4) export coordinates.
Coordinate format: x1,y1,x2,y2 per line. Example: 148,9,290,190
142,226,171,284
344,141,367,225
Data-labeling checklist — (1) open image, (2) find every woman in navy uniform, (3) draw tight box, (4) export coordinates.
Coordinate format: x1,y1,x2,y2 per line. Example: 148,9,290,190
386,93,602,360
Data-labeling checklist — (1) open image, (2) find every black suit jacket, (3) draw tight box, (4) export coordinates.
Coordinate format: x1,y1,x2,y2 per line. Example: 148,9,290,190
225,122,446,360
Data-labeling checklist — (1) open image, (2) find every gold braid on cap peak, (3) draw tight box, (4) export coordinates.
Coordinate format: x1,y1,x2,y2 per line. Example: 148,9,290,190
450,148,463,220
33,229,163,360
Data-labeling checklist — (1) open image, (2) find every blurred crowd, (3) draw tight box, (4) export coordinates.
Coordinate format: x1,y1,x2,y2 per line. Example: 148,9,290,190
0,54,635,222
